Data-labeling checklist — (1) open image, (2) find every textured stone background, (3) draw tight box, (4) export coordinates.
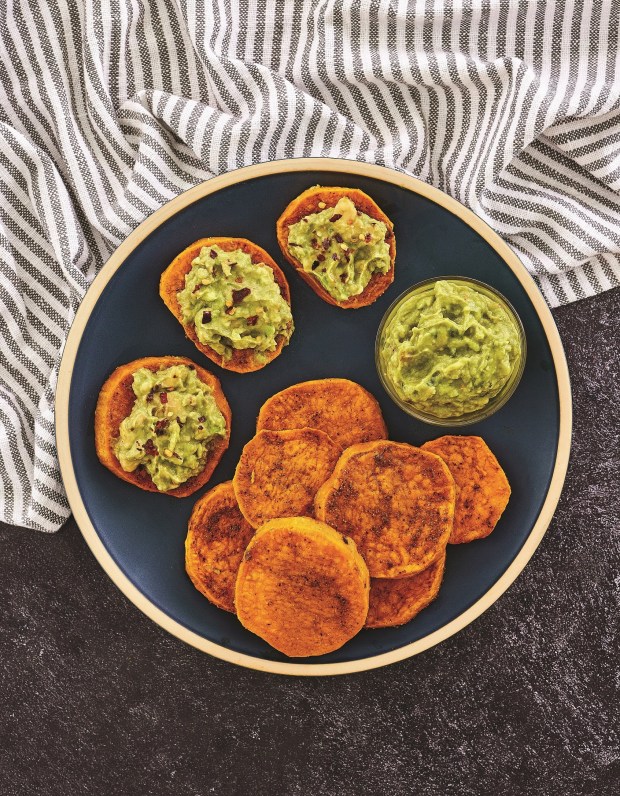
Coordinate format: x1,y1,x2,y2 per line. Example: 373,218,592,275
1,288,618,796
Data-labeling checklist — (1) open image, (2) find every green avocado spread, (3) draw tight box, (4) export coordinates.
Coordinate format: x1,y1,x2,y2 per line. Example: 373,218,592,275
176,245,293,363
380,280,522,418
287,196,391,302
114,364,226,491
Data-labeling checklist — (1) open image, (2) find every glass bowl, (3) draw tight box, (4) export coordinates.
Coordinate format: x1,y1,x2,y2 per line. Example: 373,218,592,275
375,276,527,426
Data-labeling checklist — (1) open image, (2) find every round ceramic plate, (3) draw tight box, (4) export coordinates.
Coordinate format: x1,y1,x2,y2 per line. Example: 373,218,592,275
56,159,571,675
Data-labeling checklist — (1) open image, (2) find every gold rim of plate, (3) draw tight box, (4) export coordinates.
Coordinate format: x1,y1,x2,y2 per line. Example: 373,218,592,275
55,158,572,677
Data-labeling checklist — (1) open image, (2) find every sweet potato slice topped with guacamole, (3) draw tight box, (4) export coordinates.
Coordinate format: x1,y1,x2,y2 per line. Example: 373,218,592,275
315,440,455,578
185,481,255,612
421,435,511,544
160,237,293,373
276,186,395,308
233,428,341,529
95,356,231,497
256,378,388,449
365,553,445,629
235,517,369,657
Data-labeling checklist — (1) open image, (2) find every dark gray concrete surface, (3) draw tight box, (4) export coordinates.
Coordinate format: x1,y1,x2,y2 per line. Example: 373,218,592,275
1,288,618,796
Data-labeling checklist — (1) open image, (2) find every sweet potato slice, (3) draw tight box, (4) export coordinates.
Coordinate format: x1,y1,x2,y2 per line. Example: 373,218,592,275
160,237,291,373
185,481,255,612
256,378,388,449
315,440,455,578
94,355,231,497
276,186,395,308
233,428,341,528
365,553,446,628
235,517,369,657
421,436,511,544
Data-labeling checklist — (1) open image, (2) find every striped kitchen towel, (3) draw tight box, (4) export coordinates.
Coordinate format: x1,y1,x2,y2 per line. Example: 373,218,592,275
1,0,619,532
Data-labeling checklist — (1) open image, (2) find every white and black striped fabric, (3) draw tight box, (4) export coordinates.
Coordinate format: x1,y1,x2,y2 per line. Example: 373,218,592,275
1,0,619,532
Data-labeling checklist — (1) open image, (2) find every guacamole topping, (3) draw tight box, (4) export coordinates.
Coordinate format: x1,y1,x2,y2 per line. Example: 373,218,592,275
176,245,293,363
380,280,522,418
114,364,226,491
287,196,391,302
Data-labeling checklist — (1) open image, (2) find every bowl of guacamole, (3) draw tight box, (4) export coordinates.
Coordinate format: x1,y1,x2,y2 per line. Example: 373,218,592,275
376,277,526,425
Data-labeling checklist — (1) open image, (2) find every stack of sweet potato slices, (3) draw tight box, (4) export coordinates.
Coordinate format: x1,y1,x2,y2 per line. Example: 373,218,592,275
185,378,511,656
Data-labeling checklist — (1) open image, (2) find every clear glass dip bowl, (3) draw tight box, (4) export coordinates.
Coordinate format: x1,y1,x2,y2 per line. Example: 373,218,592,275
375,276,527,426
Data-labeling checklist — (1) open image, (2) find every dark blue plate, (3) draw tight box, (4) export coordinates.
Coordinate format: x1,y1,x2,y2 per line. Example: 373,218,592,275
56,160,571,674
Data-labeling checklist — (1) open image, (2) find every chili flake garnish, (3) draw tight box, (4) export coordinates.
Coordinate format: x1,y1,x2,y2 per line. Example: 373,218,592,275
232,287,251,304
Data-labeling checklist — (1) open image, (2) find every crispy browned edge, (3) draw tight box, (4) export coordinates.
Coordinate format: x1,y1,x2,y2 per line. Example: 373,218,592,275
159,237,292,373
94,355,231,497
275,186,396,309
255,378,388,445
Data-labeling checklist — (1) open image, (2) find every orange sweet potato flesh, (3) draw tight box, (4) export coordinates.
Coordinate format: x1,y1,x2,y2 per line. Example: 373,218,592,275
256,378,388,449
94,355,231,497
185,481,255,612
315,440,455,578
159,237,291,373
276,186,395,308
421,436,511,544
235,517,370,657
365,553,445,629
233,428,342,529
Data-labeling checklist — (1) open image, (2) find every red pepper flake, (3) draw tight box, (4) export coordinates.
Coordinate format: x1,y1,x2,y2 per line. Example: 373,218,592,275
225,306,235,315
198,416,206,422
146,390,155,403
332,253,338,261
322,238,330,250
246,315,259,326
365,233,372,243
235,277,243,283
192,284,201,293
317,253,325,262
155,419,169,434
340,274,347,283
232,287,251,304
334,233,344,243
209,249,217,259
144,440,158,456
202,310,212,323
159,392,168,404
329,213,342,223
311,238,318,247
385,231,393,240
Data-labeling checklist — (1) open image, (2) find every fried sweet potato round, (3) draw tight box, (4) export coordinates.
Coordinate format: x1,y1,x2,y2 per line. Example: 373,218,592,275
421,435,511,544
160,237,291,373
276,186,395,308
235,517,370,657
233,428,341,529
185,481,255,612
95,356,231,497
256,378,388,449
315,440,455,578
365,553,446,629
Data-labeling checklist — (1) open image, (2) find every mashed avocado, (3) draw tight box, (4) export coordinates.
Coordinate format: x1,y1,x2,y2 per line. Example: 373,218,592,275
114,365,226,491
380,280,522,418
287,196,391,302
177,245,293,363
